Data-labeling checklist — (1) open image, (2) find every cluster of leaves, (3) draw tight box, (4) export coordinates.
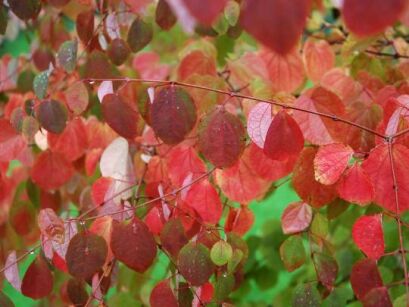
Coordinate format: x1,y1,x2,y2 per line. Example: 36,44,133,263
1,0,409,306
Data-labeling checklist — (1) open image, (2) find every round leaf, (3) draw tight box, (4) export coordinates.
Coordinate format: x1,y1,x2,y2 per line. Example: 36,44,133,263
36,99,68,134
210,240,233,266
21,257,53,299
127,18,153,53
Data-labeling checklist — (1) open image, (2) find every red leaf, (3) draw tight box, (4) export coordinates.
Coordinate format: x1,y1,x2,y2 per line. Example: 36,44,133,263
264,110,304,161
343,0,406,37
182,0,227,26
352,215,384,260
110,218,157,272
198,108,245,168
65,82,89,115
102,94,139,139
166,145,206,187
31,151,74,190
260,49,305,93
185,180,222,224
178,242,215,287
293,147,337,207
362,287,392,307
337,164,374,206
247,102,272,148
302,38,335,83
91,177,113,206
293,87,346,145
350,259,383,301
225,206,254,236
281,202,312,235
150,280,178,307
240,0,310,55
151,86,197,145
133,52,170,80
314,143,353,185
362,144,409,213
21,257,53,299
178,50,217,81
0,119,26,162
36,100,68,134
76,10,94,45
66,232,108,280
160,218,188,258
312,253,338,289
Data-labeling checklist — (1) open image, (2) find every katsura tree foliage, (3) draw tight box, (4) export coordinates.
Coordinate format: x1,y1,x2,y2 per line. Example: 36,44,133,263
2,0,409,306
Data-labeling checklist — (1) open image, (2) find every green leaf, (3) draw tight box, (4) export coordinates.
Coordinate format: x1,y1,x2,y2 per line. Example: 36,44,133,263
322,287,353,307
310,212,329,239
0,5,8,35
33,68,52,99
215,273,235,303
292,283,321,307
279,235,306,272
227,249,243,273
211,240,233,266
57,40,78,73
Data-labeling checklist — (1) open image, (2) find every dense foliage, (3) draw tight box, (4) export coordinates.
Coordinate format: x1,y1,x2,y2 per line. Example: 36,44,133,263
1,0,409,306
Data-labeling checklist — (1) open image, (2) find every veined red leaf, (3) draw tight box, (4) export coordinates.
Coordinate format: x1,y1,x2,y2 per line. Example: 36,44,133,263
247,102,272,148
314,143,353,185
182,0,227,26
293,147,337,207
66,233,108,280
151,86,197,145
0,119,26,162
21,257,53,299
260,49,305,93
343,0,406,37
150,280,178,307
352,215,384,260
178,242,215,286
102,94,139,139
110,219,157,272
225,206,254,236
31,151,74,190
362,144,409,213
185,180,222,224
362,287,392,307
264,110,304,161
240,0,310,55
281,202,312,235
337,164,374,206
350,259,383,301
198,108,245,168
293,87,346,145
302,38,335,83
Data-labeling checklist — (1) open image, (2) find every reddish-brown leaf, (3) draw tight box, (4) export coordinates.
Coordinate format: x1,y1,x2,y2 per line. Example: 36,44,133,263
225,206,254,236
65,82,89,115
350,259,383,300
264,110,304,161
178,50,217,81
343,0,406,37
314,143,353,185
293,147,337,207
160,218,188,258
362,144,409,213
178,242,215,286
155,0,177,30
8,0,41,21
151,86,197,145
36,100,68,134
102,94,139,139
337,164,374,206
66,279,88,306
127,17,153,53
198,108,245,168
66,233,108,280
312,253,338,289
182,0,227,26
240,0,310,55
185,180,222,224
76,10,95,45
150,280,178,307
352,215,384,260
107,39,130,66
302,38,335,83
31,151,74,190
21,257,53,299
281,202,312,235
110,218,157,272
362,287,392,307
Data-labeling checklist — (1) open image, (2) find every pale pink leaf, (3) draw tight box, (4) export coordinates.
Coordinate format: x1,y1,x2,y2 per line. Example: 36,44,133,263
281,202,313,235
165,0,196,33
247,102,272,148
98,81,114,103
5,251,21,291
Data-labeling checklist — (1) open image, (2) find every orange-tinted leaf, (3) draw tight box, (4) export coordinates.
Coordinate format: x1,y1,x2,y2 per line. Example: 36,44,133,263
260,49,305,93
350,259,383,301
65,82,89,115
343,0,406,37
292,147,337,207
199,108,245,168
225,206,254,236
110,219,157,272
182,0,227,26
240,0,310,55
264,110,304,161
293,87,346,145
337,164,374,206
362,144,409,213
150,280,178,307
66,233,108,280
178,50,217,81
178,242,215,286
302,38,335,83
352,215,384,260
151,86,197,145
127,18,153,53
281,202,312,235
21,257,53,299
36,100,68,134
185,180,222,224
102,94,139,139
362,287,392,307
314,143,353,185
31,151,74,190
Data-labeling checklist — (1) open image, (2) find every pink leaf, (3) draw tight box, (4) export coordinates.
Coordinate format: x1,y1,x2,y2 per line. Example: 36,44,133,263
352,215,384,260
38,208,65,243
5,251,21,292
281,202,313,235
98,81,114,103
247,102,272,148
